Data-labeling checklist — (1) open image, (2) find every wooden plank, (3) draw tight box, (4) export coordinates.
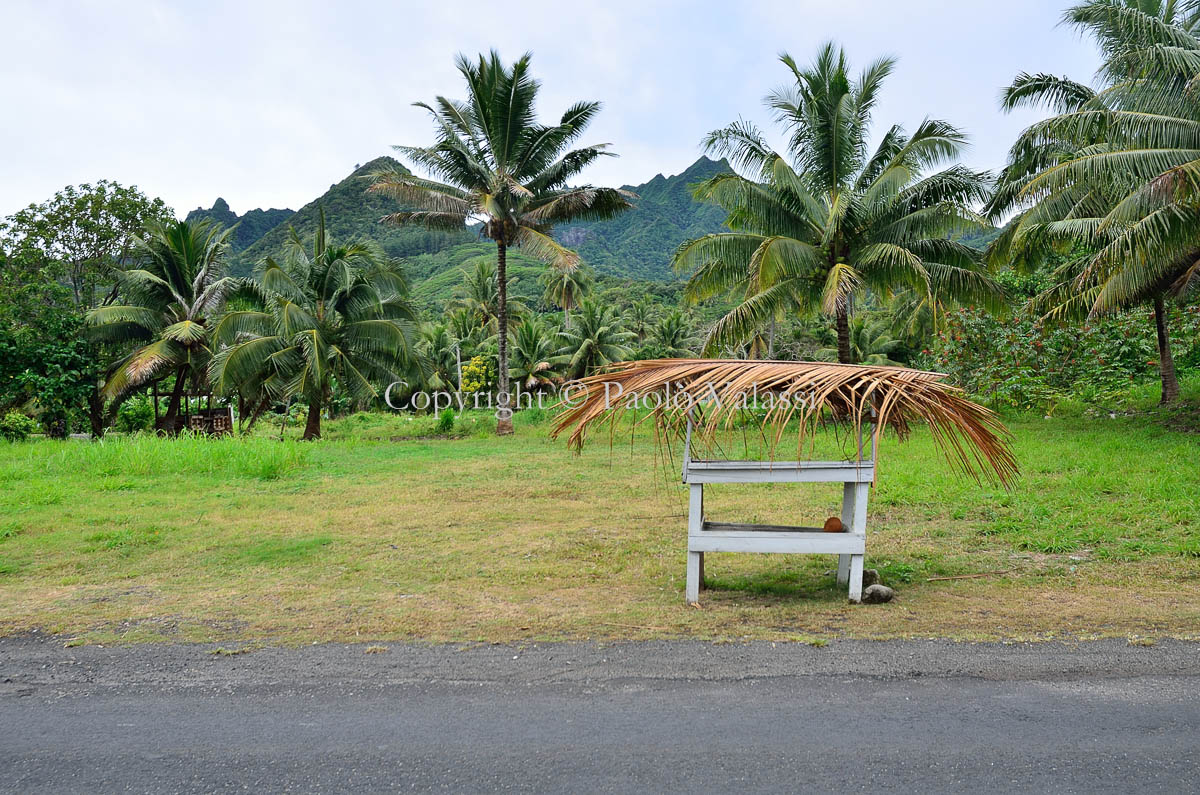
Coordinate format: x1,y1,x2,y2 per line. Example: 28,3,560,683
690,527,865,555
684,462,875,484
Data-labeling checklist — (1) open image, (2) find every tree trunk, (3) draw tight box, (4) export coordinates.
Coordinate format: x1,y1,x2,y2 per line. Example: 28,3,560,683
495,239,513,435
244,396,271,434
767,316,776,360
159,365,189,435
88,389,106,438
835,302,853,364
302,399,322,440
1153,295,1180,405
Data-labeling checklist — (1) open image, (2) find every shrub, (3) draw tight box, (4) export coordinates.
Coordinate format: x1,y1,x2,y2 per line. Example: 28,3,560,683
115,394,155,434
0,411,39,442
435,409,455,434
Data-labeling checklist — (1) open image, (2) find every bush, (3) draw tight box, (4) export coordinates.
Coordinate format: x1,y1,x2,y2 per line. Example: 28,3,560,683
917,305,1197,411
115,395,155,434
435,409,455,434
0,411,39,442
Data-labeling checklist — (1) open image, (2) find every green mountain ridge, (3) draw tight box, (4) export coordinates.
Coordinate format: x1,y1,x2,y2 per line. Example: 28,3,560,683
554,155,733,281
184,199,292,253
212,157,473,276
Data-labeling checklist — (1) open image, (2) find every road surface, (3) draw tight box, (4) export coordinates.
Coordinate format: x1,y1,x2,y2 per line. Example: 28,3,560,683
2,635,1198,793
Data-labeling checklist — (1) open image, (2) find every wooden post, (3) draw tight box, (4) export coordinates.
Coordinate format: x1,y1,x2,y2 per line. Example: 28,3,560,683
847,480,869,603
686,483,704,603
837,481,854,585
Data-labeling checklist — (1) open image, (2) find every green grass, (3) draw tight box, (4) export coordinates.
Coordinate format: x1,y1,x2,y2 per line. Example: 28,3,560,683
0,409,1197,645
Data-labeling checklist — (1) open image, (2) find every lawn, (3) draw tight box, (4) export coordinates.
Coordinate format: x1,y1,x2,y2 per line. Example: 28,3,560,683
0,409,1197,645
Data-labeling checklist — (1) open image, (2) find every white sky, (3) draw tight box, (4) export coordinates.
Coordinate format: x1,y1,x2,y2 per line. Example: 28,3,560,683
2,0,1101,219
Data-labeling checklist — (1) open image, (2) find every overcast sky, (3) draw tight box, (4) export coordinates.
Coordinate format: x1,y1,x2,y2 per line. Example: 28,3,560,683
3,0,1102,219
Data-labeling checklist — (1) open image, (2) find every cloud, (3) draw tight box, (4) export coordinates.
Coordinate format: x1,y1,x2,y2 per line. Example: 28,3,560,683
1,0,1099,217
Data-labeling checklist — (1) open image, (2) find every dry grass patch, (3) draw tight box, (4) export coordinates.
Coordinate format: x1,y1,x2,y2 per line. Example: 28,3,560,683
0,412,1197,645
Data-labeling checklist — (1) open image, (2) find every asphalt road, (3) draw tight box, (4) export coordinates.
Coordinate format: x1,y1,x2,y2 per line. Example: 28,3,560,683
2,635,1199,793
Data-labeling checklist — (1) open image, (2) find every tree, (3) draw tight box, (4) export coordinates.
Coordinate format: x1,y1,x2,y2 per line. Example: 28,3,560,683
509,314,567,391
816,316,903,365
1,181,174,435
648,309,697,357
627,297,657,343
674,44,1004,362
1,181,173,308
449,258,527,332
988,0,1200,403
86,219,235,434
540,265,593,328
558,298,635,379
369,50,634,434
209,209,424,440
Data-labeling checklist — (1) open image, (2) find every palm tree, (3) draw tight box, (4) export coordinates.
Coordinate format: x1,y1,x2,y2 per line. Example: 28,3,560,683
816,315,903,365
649,309,697,357
86,219,235,433
558,298,635,379
509,314,566,391
418,322,460,392
449,259,527,332
209,209,424,440
627,297,657,342
988,0,1200,403
369,51,635,434
674,44,1004,362
540,265,592,328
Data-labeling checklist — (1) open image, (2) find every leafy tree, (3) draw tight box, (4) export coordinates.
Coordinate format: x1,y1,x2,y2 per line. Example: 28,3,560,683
209,209,424,440
988,0,1200,403
1,181,174,435
1,181,173,308
86,219,235,433
369,50,634,433
674,44,1004,362
558,298,635,378
540,265,593,328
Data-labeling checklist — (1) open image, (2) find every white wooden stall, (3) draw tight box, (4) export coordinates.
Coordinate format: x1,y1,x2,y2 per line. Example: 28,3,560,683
682,416,874,603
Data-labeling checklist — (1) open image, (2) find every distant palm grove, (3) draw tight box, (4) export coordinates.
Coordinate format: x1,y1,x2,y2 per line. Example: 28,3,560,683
2,0,1198,441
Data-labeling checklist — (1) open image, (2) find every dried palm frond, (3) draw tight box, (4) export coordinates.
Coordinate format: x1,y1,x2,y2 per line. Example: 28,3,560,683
551,359,1018,488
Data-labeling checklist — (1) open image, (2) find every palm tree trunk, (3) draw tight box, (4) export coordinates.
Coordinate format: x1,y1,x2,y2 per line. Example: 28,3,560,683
495,239,513,435
302,398,322,440
835,302,853,364
767,316,776,359
88,389,106,438
160,365,189,435
1153,295,1180,405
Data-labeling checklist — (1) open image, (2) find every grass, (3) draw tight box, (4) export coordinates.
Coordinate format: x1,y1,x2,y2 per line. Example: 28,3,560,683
0,408,1197,646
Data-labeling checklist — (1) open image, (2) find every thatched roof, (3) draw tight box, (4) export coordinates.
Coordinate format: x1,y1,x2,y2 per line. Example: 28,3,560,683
551,359,1018,487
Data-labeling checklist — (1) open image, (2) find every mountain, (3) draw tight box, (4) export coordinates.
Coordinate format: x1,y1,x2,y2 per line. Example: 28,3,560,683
184,198,292,253
214,157,473,275
554,156,732,281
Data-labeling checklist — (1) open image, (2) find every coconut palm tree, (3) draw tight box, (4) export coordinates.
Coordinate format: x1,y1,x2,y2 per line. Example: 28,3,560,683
816,316,903,365
448,259,527,333
209,209,424,440
649,309,697,357
988,0,1200,402
540,265,592,328
627,297,657,343
369,50,634,434
509,314,567,391
558,298,636,379
674,44,1004,362
86,219,235,433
